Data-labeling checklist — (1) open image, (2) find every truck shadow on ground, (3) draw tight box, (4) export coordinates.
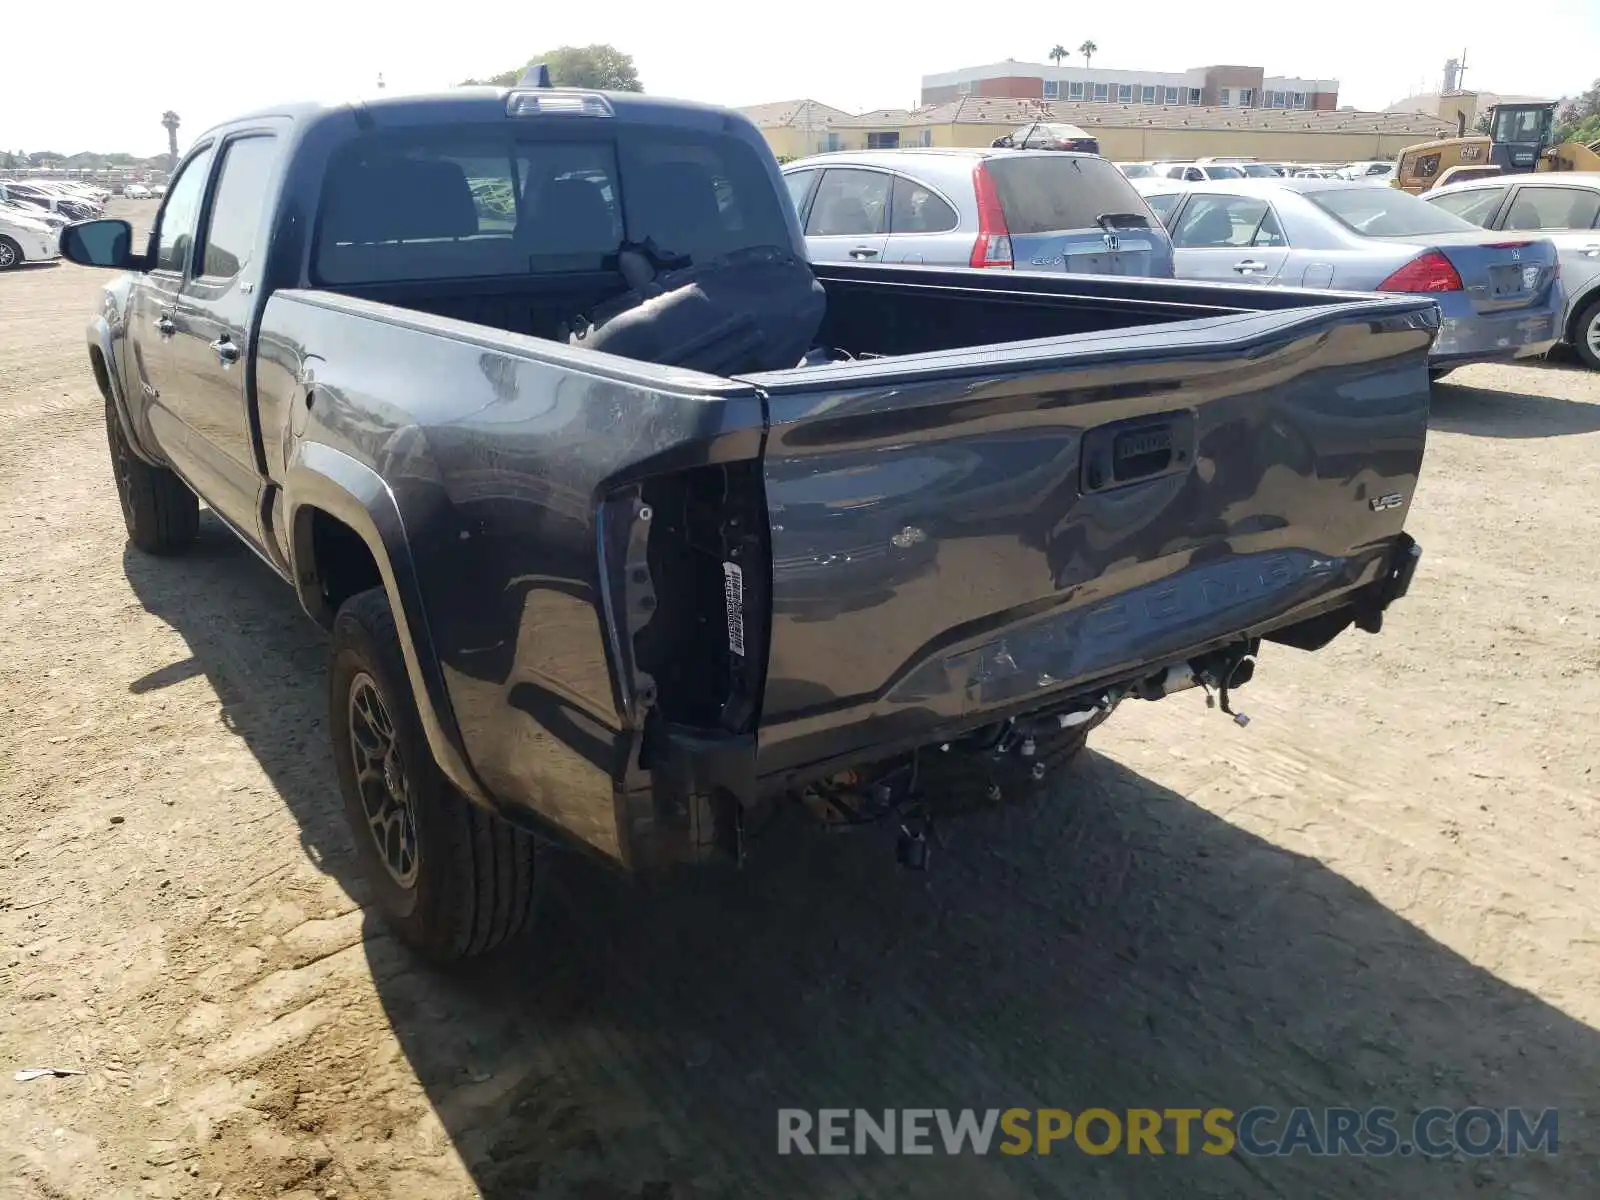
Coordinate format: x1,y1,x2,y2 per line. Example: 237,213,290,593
1430,363,1600,438
123,516,1600,1200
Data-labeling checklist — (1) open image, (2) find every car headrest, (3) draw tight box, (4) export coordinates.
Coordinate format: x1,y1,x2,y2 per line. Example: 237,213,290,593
323,157,479,244
526,177,617,253
635,160,723,257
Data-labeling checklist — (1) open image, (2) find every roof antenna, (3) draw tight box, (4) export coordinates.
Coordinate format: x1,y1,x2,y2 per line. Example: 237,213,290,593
517,63,553,89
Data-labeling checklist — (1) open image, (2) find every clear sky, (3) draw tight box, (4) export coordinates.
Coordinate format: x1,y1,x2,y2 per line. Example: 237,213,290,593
6,0,1596,157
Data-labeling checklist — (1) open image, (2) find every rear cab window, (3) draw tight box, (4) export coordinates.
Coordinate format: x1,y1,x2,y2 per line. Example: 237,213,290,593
985,154,1148,235
313,122,793,284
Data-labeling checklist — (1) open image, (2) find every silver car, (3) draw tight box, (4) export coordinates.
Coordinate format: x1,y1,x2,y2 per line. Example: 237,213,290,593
1423,173,1600,369
1132,177,1564,373
780,148,1174,277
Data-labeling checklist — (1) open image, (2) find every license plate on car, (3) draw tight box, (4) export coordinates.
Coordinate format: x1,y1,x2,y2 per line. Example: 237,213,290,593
1490,264,1529,296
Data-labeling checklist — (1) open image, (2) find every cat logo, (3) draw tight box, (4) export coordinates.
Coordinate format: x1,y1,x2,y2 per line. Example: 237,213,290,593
1369,492,1404,512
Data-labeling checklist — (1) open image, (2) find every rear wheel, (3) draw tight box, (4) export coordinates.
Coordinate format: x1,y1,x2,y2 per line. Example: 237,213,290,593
104,397,198,553
1572,297,1600,371
329,588,539,964
0,237,21,270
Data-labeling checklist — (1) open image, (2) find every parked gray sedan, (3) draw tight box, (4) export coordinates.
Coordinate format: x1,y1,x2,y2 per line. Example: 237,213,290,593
1132,177,1563,373
781,148,1174,277
1423,172,1600,369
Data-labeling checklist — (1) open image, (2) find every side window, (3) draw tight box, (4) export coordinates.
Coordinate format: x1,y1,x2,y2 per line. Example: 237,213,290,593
1253,207,1288,247
1503,186,1600,232
1171,195,1270,249
154,145,217,274
888,176,958,234
1143,192,1182,227
197,136,277,280
784,169,819,220
1184,167,1205,182
805,169,890,237
1427,186,1508,228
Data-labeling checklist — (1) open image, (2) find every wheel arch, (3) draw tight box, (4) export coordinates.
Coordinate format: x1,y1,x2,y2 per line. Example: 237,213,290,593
284,440,488,806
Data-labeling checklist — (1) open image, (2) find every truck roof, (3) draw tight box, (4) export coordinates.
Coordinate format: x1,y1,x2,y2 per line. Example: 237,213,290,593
196,87,752,144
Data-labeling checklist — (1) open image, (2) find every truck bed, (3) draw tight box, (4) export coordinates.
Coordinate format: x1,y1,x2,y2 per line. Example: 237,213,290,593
256,265,1435,867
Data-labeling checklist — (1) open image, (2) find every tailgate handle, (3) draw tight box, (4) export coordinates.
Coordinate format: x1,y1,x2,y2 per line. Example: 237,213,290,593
1080,411,1196,494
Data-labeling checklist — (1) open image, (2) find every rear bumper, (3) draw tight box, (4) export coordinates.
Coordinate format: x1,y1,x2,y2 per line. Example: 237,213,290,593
1430,308,1559,365
621,532,1423,872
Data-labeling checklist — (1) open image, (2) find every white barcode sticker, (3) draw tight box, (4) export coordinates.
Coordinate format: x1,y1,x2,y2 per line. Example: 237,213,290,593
722,561,745,657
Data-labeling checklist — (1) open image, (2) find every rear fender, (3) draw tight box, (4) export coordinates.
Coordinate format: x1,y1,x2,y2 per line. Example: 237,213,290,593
88,313,162,465
283,439,488,807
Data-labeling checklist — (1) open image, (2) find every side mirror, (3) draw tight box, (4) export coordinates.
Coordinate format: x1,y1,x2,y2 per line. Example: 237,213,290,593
60,219,139,270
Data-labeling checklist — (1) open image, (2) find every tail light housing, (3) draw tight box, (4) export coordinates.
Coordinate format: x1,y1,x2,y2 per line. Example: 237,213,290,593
970,162,1013,268
1376,250,1463,293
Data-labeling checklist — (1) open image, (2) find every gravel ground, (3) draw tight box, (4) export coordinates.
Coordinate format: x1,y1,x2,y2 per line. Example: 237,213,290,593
2,203,1598,1199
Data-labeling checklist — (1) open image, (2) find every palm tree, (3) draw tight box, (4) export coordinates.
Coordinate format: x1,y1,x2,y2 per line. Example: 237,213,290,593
1049,44,1068,68
1079,40,1098,68
160,111,180,171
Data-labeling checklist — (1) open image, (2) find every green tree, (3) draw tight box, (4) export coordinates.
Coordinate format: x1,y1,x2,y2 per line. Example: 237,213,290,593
461,45,643,92
1554,77,1600,143
1473,113,1492,135
1049,44,1068,68
1078,39,1098,68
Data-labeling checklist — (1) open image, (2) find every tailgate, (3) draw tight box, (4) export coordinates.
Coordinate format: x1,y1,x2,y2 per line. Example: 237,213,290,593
740,299,1435,774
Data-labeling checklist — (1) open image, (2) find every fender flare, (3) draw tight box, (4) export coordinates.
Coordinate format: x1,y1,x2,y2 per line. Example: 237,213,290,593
88,315,162,465
283,440,488,806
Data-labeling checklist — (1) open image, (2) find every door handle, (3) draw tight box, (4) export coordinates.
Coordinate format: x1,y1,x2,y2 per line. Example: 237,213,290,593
849,247,880,260
1233,259,1268,273
155,314,176,337
209,337,240,364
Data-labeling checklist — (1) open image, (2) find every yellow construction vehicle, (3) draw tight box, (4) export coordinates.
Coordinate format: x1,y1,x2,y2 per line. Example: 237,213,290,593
1393,101,1600,193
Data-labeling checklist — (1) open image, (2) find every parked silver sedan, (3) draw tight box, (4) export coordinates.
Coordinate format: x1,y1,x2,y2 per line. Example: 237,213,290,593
1423,172,1600,369
1132,177,1564,373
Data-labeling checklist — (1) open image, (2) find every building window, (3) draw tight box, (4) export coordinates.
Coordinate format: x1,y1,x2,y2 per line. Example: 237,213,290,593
824,132,842,152
866,131,900,149
1092,83,1109,101
1142,85,1157,103
1239,88,1254,107
1270,91,1287,108
1189,88,1202,105
1164,86,1180,104
1219,88,1231,105
918,128,933,147
1117,84,1133,102
958,80,973,95
1069,81,1085,99
1292,91,1307,108
1042,80,1060,100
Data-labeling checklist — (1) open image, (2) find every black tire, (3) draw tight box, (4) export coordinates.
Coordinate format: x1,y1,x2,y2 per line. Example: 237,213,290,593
1571,296,1600,372
104,397,198,553
329,587,539,963
0,236,21,270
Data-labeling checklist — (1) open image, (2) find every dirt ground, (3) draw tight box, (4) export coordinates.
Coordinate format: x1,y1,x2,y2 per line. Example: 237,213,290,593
2,201,1599,1200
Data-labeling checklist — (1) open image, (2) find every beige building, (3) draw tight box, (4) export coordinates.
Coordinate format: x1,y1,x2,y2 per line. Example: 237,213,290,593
743,96,1455,164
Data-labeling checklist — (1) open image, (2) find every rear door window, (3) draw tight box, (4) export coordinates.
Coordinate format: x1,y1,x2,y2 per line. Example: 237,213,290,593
888,176,959,234
197,135,277,280
1143,192,1183,226
784,169,820,220
1171,195,1271,248
805,169,890,236
1427,185,1509,228
984,154,1143,234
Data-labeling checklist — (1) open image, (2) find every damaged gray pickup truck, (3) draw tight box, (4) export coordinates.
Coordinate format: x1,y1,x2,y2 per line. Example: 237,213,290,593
66,83,1429,963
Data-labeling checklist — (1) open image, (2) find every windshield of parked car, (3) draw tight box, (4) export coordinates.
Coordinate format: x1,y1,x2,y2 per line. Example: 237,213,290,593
1240,164,1281,178
1204,165,1246,179
985,154,1147,234
313,123,793,285
1303,187,1480,237
1119,163,1155,178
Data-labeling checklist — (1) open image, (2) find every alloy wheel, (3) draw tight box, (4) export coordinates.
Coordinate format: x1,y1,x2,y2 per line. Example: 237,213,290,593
348,672,420,888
